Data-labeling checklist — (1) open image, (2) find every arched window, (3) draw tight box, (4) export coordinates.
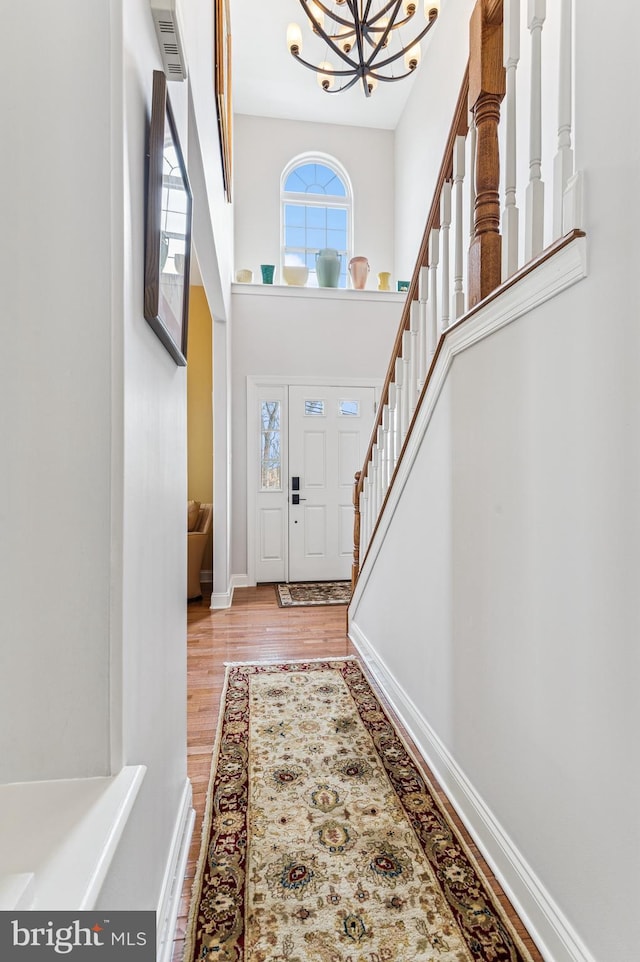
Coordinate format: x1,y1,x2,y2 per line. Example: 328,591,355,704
281,154,353,288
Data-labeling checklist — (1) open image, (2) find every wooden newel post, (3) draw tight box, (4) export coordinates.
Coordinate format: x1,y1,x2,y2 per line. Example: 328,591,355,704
352,471,362,592
468,0,505,308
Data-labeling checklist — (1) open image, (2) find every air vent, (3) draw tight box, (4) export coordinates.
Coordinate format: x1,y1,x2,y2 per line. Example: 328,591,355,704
150,0,187,81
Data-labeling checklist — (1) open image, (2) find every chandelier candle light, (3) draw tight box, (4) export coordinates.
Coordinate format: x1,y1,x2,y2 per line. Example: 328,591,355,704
286,0,440,97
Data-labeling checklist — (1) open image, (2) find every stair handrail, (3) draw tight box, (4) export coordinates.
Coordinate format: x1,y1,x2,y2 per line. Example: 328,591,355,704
351,69,471,592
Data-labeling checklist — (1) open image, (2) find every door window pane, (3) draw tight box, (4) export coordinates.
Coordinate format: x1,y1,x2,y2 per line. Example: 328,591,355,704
260,401,281,490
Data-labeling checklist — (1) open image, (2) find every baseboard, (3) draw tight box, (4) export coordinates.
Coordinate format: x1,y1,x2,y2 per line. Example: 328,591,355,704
156,778,195,962
349,621,597,962
210,573,249,610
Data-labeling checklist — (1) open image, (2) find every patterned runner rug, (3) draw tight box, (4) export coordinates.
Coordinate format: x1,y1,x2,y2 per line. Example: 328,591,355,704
276,581,352,607
184,659,537,962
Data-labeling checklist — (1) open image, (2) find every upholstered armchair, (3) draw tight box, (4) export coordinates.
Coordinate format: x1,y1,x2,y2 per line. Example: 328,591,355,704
187,501,213,600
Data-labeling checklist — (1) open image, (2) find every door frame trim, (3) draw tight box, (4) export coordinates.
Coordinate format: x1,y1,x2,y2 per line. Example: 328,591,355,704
247,375,382,586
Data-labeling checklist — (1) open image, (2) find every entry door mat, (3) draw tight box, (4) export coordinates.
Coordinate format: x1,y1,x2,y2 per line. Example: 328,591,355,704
184,658,538,962
275,581,352,607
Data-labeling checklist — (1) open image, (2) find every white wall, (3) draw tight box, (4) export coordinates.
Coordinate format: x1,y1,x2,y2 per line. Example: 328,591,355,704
350,5,640,960
0,0,229,919
234,115,395,286
100,0,232,912
0,0,113,782
230,288,403,580
96,0,190,910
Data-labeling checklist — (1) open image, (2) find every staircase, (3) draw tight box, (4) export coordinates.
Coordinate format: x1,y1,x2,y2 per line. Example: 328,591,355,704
351,0,584,589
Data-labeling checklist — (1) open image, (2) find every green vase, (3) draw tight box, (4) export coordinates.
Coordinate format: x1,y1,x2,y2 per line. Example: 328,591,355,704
315,248,341,288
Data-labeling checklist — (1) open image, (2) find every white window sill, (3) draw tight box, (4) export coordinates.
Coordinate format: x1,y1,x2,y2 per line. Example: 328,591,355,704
231,282,406,304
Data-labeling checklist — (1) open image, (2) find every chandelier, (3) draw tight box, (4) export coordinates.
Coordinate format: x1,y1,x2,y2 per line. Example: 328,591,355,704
286,0,440,98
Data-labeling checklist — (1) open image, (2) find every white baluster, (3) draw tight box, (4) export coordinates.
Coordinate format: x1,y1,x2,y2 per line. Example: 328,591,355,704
362,473,371,553
440,181,452,332
502,0,520,279
387,381,398,473
427,228,440,357
394,356,404,453
468,111,477,245
381,405,391,493
553,0,573,238
452,136,466,320
378,417,387,498
401,330,412,435
525,0,546,261
371,446,380,526
359,486,366,559
409,301,420,410
418,266,429,388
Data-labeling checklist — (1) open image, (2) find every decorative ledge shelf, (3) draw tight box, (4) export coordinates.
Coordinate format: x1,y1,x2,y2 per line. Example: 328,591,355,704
0,765,146,910
231,282,405,305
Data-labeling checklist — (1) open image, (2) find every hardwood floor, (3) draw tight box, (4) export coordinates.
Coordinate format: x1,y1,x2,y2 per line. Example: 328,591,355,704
171,584,355,962
172,583,544,962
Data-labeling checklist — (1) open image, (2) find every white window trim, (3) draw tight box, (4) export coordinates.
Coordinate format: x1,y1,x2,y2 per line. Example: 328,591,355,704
280,152,354,285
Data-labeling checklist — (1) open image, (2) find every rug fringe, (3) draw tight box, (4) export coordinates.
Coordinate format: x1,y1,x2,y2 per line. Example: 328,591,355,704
182,666,233,962
222,655,359,667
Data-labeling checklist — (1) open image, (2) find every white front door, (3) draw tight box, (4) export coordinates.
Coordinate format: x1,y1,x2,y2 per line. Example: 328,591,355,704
288,385,375,582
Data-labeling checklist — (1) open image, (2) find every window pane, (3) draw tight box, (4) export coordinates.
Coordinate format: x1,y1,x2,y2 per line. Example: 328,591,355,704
327,208,347,229
260,401,281,491
339,400,360,417
261,402,279,430
284,252,306,267
284,203,305,227
308,228,326,249
286,162,347,197
327,229,347,250
295,163,316,186
324,173,346,197
307,207,326,229
261,463,281,490
284,170,306,192
285,226,305,248
304,400,325,416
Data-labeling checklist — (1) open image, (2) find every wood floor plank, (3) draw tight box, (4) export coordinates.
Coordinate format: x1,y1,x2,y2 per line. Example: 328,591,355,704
173,583,544,962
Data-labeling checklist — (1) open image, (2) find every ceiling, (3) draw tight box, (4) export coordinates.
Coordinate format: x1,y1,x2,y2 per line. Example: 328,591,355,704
230,0,424,130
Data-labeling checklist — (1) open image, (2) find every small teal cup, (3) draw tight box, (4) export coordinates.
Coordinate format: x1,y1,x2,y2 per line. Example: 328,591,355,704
261,264,275,284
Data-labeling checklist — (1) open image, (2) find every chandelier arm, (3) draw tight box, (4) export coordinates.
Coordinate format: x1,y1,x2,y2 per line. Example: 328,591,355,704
364,0,403,56
297,0,353,30
290,51,360,78
343,0,371,94
367,12,437,71
297,10,362,70
368,10,416,32
366,65,420,82
368,0,409,23
323,74,367,93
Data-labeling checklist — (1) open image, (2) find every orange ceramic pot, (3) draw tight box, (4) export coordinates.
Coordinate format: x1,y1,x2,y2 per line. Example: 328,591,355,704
349,256,370,290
